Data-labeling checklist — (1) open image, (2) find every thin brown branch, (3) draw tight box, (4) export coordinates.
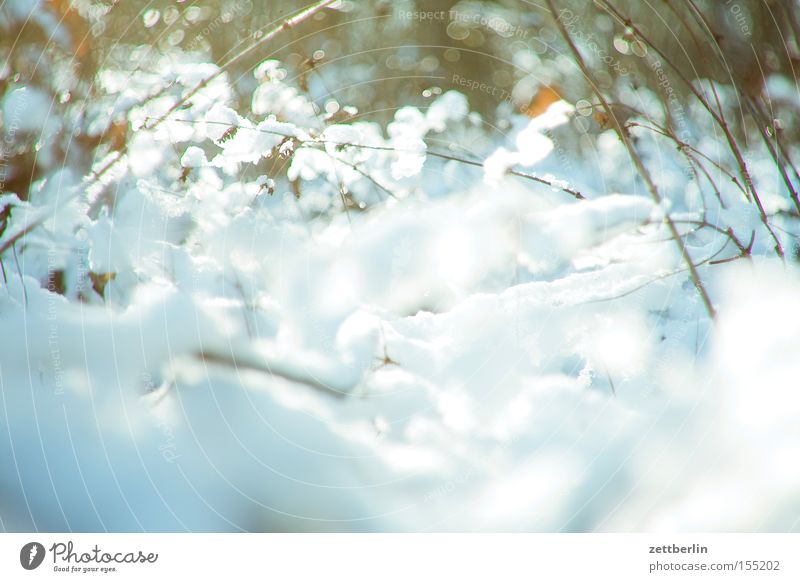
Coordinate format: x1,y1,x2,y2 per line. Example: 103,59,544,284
545,0,716,319
0,217,45,257
596,0,785,259
196,350,347,399
743,95,800,214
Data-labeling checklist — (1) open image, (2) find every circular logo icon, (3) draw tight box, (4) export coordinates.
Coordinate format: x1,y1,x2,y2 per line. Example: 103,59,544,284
20,542,46,570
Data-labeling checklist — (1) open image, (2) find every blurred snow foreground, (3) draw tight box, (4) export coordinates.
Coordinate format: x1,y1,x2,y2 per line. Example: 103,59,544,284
1,63,799,531
3,189,798,532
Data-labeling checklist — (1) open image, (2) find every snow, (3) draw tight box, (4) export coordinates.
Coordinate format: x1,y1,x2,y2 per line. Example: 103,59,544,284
2,86,52,133
210,117,307,168
514,127,555,166
4,174,797,531
482,100,578,183
529,100,575,131
483,147,517,185
202,103,240,141
127,133,164,177
180,146,207,168
426,91,470,132
388,135,427,180
1,44,799,534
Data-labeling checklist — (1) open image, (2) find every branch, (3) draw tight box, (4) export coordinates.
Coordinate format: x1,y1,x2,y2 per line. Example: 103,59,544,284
195,350,348,399
596,0,784,258
162,117,587,200
84,0,338,188
545,0,716,319
0,217,45,257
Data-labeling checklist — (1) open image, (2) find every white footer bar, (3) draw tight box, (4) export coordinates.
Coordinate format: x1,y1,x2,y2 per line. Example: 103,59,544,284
1,534,797,581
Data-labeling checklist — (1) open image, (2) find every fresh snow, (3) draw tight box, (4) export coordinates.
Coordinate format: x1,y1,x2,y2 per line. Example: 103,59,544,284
1,47,799,533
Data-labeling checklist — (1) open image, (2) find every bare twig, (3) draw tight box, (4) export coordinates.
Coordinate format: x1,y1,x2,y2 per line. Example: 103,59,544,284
626,121,727,207
0,217,45,257
545,0,716,319
196,350,347,398
743,95,800,214
678,0,789,255
626,122,742,189
596,0,785,258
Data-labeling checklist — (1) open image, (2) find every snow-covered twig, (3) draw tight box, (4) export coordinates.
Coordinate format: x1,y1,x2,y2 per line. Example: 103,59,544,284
85,0,338,188
163,117,587,200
